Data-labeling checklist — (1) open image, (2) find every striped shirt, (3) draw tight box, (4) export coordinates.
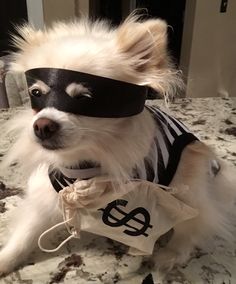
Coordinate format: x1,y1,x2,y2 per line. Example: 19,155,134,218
49,105,198,191
134,106,198,185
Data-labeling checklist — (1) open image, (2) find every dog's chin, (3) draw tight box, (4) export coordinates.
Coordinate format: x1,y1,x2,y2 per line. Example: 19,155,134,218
41,144,63,151
36,139,65,151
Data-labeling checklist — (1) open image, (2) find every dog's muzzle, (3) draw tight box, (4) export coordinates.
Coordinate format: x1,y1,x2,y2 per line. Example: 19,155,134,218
25,68,147,118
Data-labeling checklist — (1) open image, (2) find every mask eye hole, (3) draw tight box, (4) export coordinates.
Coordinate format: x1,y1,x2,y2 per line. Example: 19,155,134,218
29,88,43,97
66,83,92,99
74,92,92,99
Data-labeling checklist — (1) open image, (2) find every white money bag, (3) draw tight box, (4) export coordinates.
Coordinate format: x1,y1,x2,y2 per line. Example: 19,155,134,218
38,177,198,255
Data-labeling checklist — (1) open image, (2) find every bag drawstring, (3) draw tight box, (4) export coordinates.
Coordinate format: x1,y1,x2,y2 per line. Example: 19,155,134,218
38,194,80,253
38,216,79,253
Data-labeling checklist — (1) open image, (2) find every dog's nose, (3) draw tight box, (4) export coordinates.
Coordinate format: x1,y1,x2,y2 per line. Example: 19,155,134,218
33,118,59,140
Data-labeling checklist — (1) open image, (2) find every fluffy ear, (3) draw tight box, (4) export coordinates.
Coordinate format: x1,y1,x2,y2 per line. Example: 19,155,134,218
11,24,46,51
116,16,184,100
116,17,168,72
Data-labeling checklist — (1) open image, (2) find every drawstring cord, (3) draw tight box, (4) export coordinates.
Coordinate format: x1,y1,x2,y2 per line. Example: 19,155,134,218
38,216,79,253
37,177,113,253
38,193,81,253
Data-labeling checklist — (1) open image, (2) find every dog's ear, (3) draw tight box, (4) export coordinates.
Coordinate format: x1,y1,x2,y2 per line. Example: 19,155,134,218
12,25,46,51
117,17,168,72
117,16,184,100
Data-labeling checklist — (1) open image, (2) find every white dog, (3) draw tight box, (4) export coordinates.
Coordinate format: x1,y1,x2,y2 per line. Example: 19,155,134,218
0,15,235,275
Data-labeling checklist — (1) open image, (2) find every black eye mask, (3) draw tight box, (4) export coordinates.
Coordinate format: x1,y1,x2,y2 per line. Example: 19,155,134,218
25,68,147,118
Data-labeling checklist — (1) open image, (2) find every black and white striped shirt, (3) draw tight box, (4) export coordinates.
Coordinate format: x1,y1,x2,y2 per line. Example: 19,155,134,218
49,106,198,191
134,105,198,185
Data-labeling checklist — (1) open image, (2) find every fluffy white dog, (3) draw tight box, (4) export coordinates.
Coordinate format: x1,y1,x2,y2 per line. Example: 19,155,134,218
0,15,235,275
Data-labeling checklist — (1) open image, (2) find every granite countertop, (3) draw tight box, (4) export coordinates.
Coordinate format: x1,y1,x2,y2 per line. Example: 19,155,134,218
0,97,235,284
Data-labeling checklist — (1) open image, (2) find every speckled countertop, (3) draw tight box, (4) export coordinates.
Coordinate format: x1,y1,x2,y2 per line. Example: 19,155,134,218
0,97,236,284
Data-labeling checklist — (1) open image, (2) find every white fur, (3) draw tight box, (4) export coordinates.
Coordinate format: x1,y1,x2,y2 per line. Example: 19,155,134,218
0,16,235,276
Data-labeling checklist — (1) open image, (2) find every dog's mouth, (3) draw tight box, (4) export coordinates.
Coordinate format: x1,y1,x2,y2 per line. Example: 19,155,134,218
35,137,65,151
40,141,64,150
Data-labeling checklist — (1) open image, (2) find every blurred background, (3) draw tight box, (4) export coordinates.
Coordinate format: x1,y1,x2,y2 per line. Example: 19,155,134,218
0,0,235,102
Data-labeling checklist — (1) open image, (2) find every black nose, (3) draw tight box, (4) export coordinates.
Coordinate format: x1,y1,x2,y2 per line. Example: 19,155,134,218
33,118,60,140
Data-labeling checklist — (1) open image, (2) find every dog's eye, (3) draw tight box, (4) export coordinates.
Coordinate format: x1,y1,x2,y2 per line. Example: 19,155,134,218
74,93,92,99
65,83,93,99
29,88,43,97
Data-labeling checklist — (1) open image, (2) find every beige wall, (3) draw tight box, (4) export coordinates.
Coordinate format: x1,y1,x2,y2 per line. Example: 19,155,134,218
43,0,76,26
26,0,81,28
27,0,91,27
181,0,236,97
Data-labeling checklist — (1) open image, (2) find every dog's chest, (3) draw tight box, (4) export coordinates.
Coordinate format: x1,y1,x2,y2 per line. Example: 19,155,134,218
48,106,198,192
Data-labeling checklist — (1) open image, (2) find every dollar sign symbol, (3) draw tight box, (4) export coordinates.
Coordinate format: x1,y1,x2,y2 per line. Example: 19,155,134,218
99,199,153,237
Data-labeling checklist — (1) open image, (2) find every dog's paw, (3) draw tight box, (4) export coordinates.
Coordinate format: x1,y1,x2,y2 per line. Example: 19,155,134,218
0,252,16,277
155,248,190,273
0,265,12,278
0,264,13,278
155,248,177,273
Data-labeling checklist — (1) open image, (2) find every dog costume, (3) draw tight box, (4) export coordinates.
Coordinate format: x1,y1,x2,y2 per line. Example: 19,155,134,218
44,106,199,255
25,68,199,255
